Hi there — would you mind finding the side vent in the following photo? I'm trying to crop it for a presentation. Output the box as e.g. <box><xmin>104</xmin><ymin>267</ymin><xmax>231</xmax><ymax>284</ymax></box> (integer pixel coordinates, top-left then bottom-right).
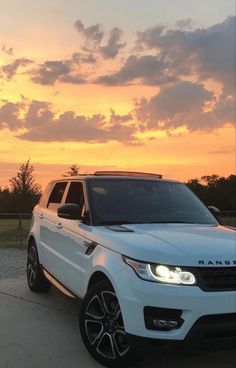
<box><xmin>85</xmin><ymin>241</ymin><xmax>98</xmax><ymax>255</ymax></box>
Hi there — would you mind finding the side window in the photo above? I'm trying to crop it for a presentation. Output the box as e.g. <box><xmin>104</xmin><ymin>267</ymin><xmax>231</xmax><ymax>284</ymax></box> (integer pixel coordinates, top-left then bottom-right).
<box><xmin>47</xmin><ymin>182</ymin><xmax>67</xmax><ymax>211</ymax></box>
<box><xmin>65</xmin><ymin>182</ymin><xmax>84</xmax><ymax>206</ymax></box>
<box><xmin>39</xmin><ymin>183</ymin><xmax>53</xmax><ymax>208</ymax></box>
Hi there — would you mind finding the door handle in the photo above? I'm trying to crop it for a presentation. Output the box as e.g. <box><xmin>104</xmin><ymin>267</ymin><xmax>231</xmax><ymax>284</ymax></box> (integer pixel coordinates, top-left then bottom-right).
<box><xmin>56</xmin><ymin>222</ymin><xmax>63</xmax><ymax>229</ymax></box>
<box><xmin>39</xmin><ymin>213</ymin><xmax>44</xmax><ymax>219</ymax></box>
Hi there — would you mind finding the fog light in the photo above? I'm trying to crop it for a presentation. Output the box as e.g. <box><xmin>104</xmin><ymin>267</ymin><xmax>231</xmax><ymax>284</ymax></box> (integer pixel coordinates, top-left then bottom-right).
<box><xmin>144</xmin><ymin>306</ymin><xmax>184</xmax><ymax>331</ymax></box>
<box><xmin>153</xmin><ymin>319</ymin><xmax>178</xmax><ymax>330</ymax></box>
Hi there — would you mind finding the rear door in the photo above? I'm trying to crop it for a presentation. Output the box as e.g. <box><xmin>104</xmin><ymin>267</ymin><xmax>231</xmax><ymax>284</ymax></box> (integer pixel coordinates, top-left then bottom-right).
<box><xmin>38</xmin><ymin>181</ymin><xmax>69</xmax><ymax>277</ymax></box>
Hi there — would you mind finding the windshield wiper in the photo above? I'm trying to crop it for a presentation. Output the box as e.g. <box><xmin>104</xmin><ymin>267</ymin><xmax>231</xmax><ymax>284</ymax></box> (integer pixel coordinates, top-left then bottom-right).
<box><xmin>149</xmin><ymin>221</ymin><xmax>198</xmax><ymax>224</ymax></box>
<box><xmin>97</xmin><ymin>220</ymin><xmax>135</xmax><ymax>225</ymax></box>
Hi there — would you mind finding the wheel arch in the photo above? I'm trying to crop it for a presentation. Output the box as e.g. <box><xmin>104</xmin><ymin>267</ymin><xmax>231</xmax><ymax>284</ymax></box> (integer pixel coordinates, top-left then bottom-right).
<box><xmin>87</xmin><ymin>271</ymin><xmax>114</xmax><ymax>292</ymax></box>
<box><xmin>27</xmin><ymin>234</ymin><xmax>36</xmax><ymax>252</ymax></box>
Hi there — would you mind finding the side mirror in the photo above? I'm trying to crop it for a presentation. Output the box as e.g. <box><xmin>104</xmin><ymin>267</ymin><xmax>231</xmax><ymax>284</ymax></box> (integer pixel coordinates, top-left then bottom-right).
<box><xmin>208</xmin><ymin>205</ymin><xmax>220</xmax><ymax>214</ymax></box>
<box><xmin>57</xmin><ymin>203</ymin><xmax>82</xmax><ymax>220</ymax></box>
<box><xmin>208</xmin><ymin>206</ymin><xmax>221</xmax><ymax>223</ymax></box>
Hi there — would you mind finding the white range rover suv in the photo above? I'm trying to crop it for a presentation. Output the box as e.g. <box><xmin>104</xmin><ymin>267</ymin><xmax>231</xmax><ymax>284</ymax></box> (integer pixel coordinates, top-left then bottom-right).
<box><xmin>27</xmin><ymin>171</ymin><xmax>236</xmax><ymax>367</ymax></box>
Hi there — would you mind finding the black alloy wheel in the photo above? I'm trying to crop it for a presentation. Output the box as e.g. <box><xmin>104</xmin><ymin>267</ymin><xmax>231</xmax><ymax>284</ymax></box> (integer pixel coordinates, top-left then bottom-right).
<box><xmin>79</xmin><ymin>280</ymin><xmax>133</xmax><ymax>367</ymax></box>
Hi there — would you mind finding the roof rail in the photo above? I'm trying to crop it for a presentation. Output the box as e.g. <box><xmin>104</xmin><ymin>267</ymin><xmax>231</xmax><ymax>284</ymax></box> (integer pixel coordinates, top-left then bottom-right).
<box><xmin>94</xmin><ymin>171</ymin><xmax>162</xmax><ymax>179</ymax></box>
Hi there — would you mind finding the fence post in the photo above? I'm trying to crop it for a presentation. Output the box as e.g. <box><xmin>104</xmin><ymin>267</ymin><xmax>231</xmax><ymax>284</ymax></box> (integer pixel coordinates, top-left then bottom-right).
<box><xmin>19</xmin><ymin>214</ymin><xmax>23</xmax><ymax>247</ymax></box>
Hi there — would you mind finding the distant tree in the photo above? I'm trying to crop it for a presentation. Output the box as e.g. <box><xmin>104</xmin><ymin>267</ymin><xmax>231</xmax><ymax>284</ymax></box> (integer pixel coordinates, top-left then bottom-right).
<box><xmin>201</xmin><ymin>174</ymin><xmax>221</xmax><ymax>187</ymax></box>
<box><xmin>63</xmin><ymin>164</ymin><xmax>80</xmax><ymax>177</ymax></box>
<box><xmin>0</xmin><ymin>187</ymin><xmax>11</xmax><ymax>212</ymax></box>
<box><xmin>186</xmin><ymin>178</ymin><xmax>206</xmax><ymax>200</ymax></box>
<box><xmin>186</xmin><ymin>174</ymin><xmax>236</xmax><ymax>211</ymax></box>
<box><xmin>8</xmin><ymin>160</ymin><xmax>42</xmax><ymax>212</ymax></box>
<box><xmin>225</xmin><ymin>175</ymin><xmax>236</xmax><ymax>210</ymax></box>
<box><xmin>10</xmin><ymin>160</ymin><xmax>41</xmax><ymax>196</ymax></box>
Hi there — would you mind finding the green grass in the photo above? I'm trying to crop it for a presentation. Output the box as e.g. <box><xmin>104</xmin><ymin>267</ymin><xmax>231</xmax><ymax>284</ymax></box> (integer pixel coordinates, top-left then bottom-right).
<box><xmin>0</xmin><ymin>219</ymin><xmax>31</xmax><ymax>248</ymax></box>
<box><xmin>0</xmin><ymin>216</ymin><xmax>235</xmax><ymax>249</ymax></box>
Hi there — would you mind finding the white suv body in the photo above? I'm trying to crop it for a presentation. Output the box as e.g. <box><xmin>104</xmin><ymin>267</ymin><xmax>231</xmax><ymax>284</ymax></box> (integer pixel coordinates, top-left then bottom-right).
<box><xmin>27</xmin><ymin>172</ymin><xmax>236</xmax><ymax>366</ymax></box>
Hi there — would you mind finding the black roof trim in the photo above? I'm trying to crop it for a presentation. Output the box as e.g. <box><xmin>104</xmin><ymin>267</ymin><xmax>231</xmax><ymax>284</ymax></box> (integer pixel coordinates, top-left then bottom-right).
<box><xmin>94</xmin><ymin>171</ymin><xmax>162</xmax><ymax>178</ymax></box>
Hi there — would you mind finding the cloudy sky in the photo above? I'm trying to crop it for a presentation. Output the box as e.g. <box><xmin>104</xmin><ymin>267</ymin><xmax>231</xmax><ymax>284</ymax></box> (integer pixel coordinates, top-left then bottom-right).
<box><xmin>0</xmin><ymin>0</ymin><xmax>235</xmax><ymax>187</ymax></box>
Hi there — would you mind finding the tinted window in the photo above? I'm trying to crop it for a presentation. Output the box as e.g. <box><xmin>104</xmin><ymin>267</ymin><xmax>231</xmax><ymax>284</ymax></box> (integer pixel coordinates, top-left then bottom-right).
<box><xmin>65</xmin><ymin>182</ymin><xmax>84</xmax><ymax>206</ymax></box>
<box><xmin>87</xmin><ymin>179</ymin><xmax>218</xmax><ymax>226</ymax></box>
<box><xmin>39</xmin><ymin>183</ymin><xmax>53</xmax><ymax>208</ymax></box>
<box><xmin>47</xmin><ymin>182</ymin><xmax>67</xmax><ymax>210</ymax></box>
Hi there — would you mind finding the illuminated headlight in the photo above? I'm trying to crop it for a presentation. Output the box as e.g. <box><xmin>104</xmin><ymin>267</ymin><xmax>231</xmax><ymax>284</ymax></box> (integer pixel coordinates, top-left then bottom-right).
<box><xmin>123</xmin><ymin>257</ymin><xmax>196</xmax><ymax>285</ymax></box>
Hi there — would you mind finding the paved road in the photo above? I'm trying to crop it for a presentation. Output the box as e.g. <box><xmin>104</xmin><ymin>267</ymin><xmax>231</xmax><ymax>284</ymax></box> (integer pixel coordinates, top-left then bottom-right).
<box><xmin>0</xmin><ymin>249</ymin><xmax>235</xmax><ymax>368</ymax></box>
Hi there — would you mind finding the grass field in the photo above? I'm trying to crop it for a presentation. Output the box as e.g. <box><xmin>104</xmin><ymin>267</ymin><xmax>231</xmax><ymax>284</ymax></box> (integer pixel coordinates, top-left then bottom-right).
<box><xmin>0</xmin><ymin>219</ymin><xmax>31</xmax><ymax>248</ymax></box>
<box><xmin>0</xmin><ymin>217</ymin><xmax>235</xmax><ymax>249</ymax></box>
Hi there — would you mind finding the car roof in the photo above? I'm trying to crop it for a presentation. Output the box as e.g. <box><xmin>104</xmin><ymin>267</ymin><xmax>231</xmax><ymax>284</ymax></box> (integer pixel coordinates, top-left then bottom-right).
<box><xmin>49</xmin><ymin>171</ymin><xmax>180</xmax><ymax>184</ymax></box>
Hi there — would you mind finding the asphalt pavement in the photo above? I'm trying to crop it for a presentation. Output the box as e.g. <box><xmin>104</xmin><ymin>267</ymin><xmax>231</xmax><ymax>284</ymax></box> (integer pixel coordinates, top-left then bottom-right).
<box><xmin>0</xmin><ymin>249</ymin><xmax>235</xmax><ymax>368</ymax></box>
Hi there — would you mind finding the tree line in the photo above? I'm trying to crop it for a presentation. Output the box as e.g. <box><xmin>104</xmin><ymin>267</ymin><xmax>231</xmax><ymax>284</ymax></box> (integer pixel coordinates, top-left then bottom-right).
<box><xmin>186</xmin><ymin>174</ymin><xmax>235</xmax><ymax>211</ymax></box>
<box><xmin>0</xmin><ymin>161</ymin><xmax>235</xmax><ymax>213</ymax></box>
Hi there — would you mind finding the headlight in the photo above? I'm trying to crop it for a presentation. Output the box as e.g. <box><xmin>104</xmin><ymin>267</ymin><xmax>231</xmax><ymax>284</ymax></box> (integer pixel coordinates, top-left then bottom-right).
<box><xmin>123</xmin><ymin>256</ymin><xmax>196</xmax><ymax>285</ymax></box>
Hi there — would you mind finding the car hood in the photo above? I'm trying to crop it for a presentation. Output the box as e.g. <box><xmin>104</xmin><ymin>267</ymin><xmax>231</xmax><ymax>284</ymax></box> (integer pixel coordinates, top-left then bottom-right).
<box><xmin>87</xmin><ymin>224</ymin><xmax>236</xmax><ymax>266</ymax></box>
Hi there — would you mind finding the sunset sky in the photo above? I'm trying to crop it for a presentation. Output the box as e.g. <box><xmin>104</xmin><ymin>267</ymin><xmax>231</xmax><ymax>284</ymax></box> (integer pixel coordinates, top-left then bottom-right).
<box><xmin>0</xmin><ymin>0</ymin><xmax>235</xmax><ymax>188</ymax></box>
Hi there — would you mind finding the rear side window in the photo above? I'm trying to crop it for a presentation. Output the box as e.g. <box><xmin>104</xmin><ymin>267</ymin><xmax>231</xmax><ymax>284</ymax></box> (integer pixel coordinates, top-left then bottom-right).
<box><xmin>47</xmin><ymin>182</ymin><xmax>67</xmax><ymax>210</ymax></box>
<box><xmin>39</xmin><ymin>183</ymin><xmax>53</xmax><ymax>208</ymax></box>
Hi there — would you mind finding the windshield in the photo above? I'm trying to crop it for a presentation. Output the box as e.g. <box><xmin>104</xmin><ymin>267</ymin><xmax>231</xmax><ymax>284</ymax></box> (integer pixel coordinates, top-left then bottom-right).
<box><xmin>87</xmin><ymin>179</ymin><xmax>218</xmax><ymax>226</ymax></box>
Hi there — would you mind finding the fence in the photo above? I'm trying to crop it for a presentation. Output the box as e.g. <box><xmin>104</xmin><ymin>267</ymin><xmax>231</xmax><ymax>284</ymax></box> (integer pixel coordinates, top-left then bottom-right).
<box><xmin>0</xmin><ymin>213</ymin><xmax>32</xmax><ymax>248</ymax></box>
<box><xmin>219</xmin><ymin>211</ymin><xmax>236</xmax><ymax>228</ymax></box>
<box><xmin>0</xmin><ymin>211</ymin><xmax>235</xmax><ymax>248</ymax></box>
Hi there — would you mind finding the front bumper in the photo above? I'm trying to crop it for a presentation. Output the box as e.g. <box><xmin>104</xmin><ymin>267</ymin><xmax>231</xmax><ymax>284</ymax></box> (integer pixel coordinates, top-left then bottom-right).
<box><xmin>115</xmin><ymin>266</ymin><xmax>236</xmax><ymax>340</ymax></box>
<box><xmin>185</xmin><ymin>312</ymin><xmax>236</xmax><ymax>343</ymax></box>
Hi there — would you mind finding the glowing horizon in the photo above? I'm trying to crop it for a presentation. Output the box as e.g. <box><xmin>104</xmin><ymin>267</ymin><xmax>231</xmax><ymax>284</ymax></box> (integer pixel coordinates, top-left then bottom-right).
<box><xmin>0</xmin><ymin>1</ymin><xmax>235</xmax><ymax>189</ymax></box>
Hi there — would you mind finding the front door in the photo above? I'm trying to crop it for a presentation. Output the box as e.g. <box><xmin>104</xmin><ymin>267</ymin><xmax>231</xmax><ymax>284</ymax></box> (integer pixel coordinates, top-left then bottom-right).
<box><xmin>53</xmin><ymin>181</ymin><xmax>88</xmax><ymax>295</ymax></box>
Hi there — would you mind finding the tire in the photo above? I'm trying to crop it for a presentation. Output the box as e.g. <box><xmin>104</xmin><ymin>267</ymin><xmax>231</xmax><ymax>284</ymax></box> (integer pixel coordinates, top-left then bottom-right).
<box><xmin>27</xmin><ymin>240</ymin><xmax>51</xmax><ymax>292</ymax></box>
<box><xmin>79</xmin><ymin>280</ymin><xmax>135</xmax><ymax>367</ymax></box>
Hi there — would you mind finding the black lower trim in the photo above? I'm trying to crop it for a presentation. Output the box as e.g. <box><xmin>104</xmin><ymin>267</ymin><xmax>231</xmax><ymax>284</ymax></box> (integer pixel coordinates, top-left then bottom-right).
<box><xmin>126</xmin><ymin>333</ymin><xmax>165</xmax><ymax>349</ymax></box>
<box><xmin>42</xmin><ymin>266</ymin><xmax>82</xmax><ymax>300</ymax></box>
<box><xmin>185</xmin><ymin>313</ymin><xmax>236</xmax><ymax>342</ymax></box>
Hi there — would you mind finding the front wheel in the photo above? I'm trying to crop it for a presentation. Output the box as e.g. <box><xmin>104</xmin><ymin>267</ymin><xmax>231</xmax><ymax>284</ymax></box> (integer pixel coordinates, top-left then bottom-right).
<box><xmin>79</xmin><ymin>280</ymin><xmax>134</xmax><ymax>367</ymax></box>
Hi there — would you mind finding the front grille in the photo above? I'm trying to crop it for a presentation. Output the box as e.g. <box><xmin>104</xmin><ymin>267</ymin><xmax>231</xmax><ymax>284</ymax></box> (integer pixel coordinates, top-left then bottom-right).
<box><xmin>196</xmin><ymin>267</ymin><xmax>236</xmax><ymax>291</ymax></box>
